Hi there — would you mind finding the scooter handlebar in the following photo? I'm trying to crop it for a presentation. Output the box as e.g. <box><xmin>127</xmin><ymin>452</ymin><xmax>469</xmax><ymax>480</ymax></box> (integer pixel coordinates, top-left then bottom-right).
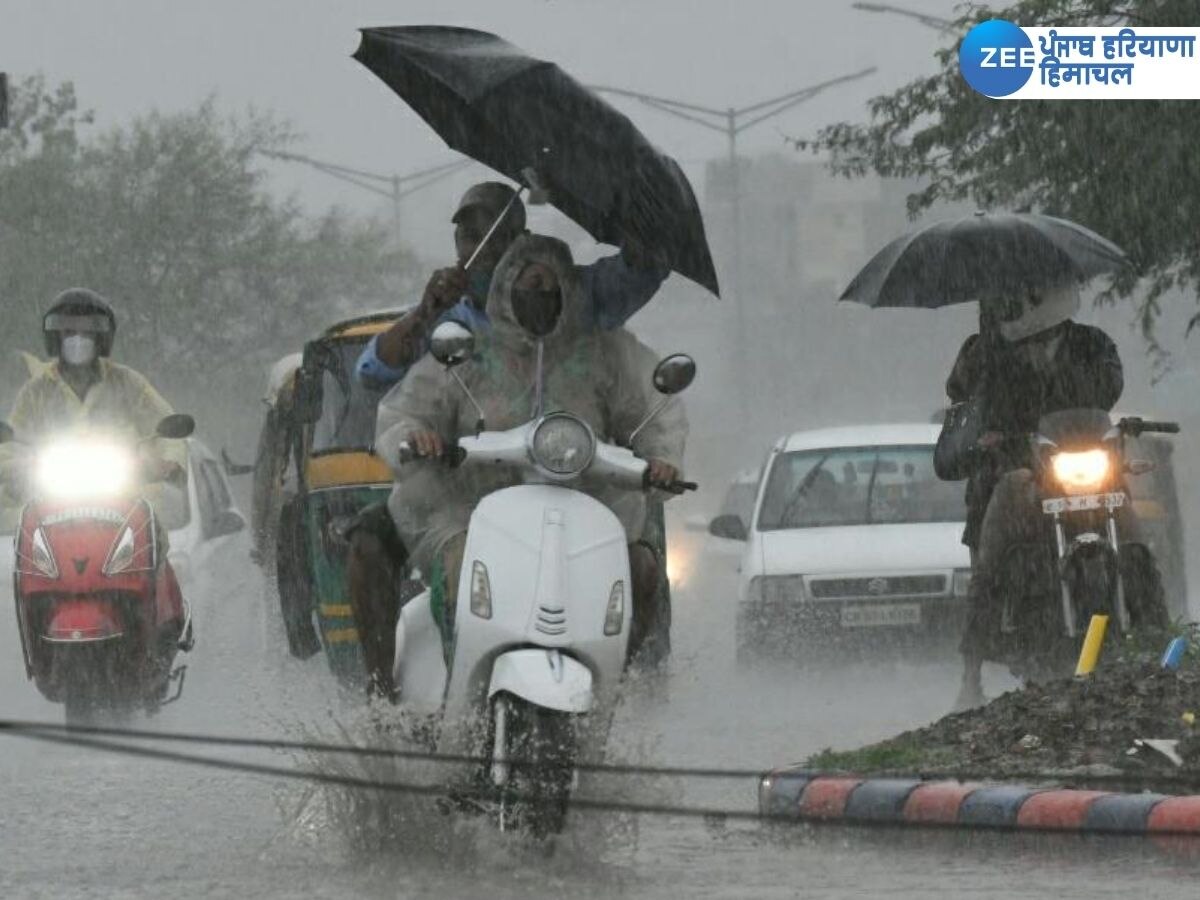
<box><xmin>1119</xmin><ymin>417</ymin><xmax>1181</xmax><ymax>436</ymax></box>
<box><xmin>395</xmin><ymin>442</ymin><xmax>465</xmax><ymax>467</ymax></box>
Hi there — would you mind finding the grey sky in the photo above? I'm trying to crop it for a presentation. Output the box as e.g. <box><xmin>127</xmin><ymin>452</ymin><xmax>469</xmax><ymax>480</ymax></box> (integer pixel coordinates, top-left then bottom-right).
<box><xmin>2</xmin><ymin>0</ymin><xmax>955</xmax><ymax>255</ymax></box>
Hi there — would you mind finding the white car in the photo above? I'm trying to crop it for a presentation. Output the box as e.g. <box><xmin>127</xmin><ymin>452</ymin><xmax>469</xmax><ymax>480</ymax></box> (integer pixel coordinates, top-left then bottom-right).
<box><xmin>728</xmin><ymin>424</ymin><xmax>972</xmax><ymax>661</ymax></box>
<box><xmin>0</xmin><ymin>437</ymin><xmax>245</xmax><ymax>595</ymax></box>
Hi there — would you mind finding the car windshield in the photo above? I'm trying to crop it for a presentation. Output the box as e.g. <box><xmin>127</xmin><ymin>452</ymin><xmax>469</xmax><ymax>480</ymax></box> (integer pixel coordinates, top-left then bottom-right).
<box><xmin>757</xmin><ymin>444</ymin><xmax>966</xmax><ymax>530</ymax></box>
<box><xmin>311</xmin><ymin>336</ymin><xmax>390</xmax><ymax>454</ymax></box>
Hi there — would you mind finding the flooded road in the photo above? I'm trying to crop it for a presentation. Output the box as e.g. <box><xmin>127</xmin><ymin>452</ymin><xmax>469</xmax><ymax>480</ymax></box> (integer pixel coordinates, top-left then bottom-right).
<box><xmin>2</xmin><ymin>532</ymin><xmax>1198</xmax><ymax>898</ymax></box>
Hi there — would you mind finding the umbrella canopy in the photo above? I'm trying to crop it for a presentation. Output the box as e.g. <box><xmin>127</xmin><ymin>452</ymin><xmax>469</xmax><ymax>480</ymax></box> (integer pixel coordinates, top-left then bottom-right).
<box><xmin>353</xmin><ymin>26</ymin><xmax>719</xmax><ymax>297</ymax></box>
<box><xmin>840</xmin><ymin>212</ymin><xmax>1129</xmax><ymax>309</ymax></box>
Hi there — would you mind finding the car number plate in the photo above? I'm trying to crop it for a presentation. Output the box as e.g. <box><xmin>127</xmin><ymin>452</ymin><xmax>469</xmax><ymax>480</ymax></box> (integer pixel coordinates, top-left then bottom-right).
<box><xmin>840</xmin><ymin>604</ymin><xmax>921</xmax><ymax>628</ymax></box>
<box><xmin>1042</xmin><ymin>492</ymin><xmax>1126</xmax><ymax>515</ymax></box>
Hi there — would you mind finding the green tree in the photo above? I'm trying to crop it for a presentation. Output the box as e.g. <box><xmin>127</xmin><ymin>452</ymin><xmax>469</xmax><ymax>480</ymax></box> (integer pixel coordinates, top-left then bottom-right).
<box><xmin>796</xmin><ymin>0</ymin><xmax>1200</xmax><ymax>337</ymax></box>
<box><xmin>0</xmin><ymin>75</ymin><xmax>419</xmax><ymax>432</ymax></box>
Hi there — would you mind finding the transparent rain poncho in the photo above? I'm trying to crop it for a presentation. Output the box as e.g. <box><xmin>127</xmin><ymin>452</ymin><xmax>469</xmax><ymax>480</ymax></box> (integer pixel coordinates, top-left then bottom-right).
<box><xmin>375</xmin><ymin>234</ymin><xmax>688</xmax><ymax>571</ymax></box>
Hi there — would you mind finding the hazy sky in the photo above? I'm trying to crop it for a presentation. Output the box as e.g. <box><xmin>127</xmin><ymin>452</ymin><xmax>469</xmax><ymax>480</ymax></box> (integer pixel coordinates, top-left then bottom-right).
<box><xmin>2</xmin><ymin>0</ymin><xmax>956</xmax><ymax>255</ymax></box>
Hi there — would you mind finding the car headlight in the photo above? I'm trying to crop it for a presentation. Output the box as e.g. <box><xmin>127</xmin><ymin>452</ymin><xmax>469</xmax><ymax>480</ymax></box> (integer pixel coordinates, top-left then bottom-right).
<box><xmin>1051</xmin><ymin>449</ymin><xmax>1111</xmax><ymax>494</ymax></box>
<box><xmin>746</xmin><ymin>575</ymin><xmax>806</xmax><ymax>605</ymax></box>
<box><xmin>529</xmin><ymin>413</ymin><xmax>595</xmax><ymax>477</ymax></box>
<box><xmin>603</xmin><ymin>580</ymin><xmax>624</xmax><ymax>635</ymax></box>
<box><xmin>29</xmin><ymin>527</ymin><xmax>58</xmax><ymax>578</ymax></box>
<box><xmin>470</xmin><ymin>560</ymin><xmax>492</xmax><ymax>619</ymax></box>
<box><xmin>952</xmin><ymin>568</ymin><xmax>972</xmax><ymax>598</ymax></box>
<box><xmin>36</xmin><ymin>440</ymin><xmax>134</xmax><ymax>500</ymax></box>
<box><xmin>104</xmin><ymin>526</ymin><xmax>137</xmax><ymax>576</ymax></box>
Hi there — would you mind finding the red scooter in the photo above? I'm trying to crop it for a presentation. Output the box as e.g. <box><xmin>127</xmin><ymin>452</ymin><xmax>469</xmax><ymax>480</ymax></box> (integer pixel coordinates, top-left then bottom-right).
<box><xmin>3</xmin><ymin>414</ymin><xmax>196</xmax><ymax>724</ymax></box>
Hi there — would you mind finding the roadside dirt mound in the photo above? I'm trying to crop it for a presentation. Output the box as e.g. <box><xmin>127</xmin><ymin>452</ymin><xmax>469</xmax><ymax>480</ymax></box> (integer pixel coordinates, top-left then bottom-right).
<box><xmin>810</xmin><ymin>638</ymin><xmax>1200</xmax><ymax>781</ymax></box>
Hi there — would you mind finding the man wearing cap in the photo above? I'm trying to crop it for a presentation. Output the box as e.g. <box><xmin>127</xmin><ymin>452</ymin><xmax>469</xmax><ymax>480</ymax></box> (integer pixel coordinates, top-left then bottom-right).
<box><xmin>354</xmin><ymin>181</ymin><xmax>669</xmax><ymax>388</ymax></box>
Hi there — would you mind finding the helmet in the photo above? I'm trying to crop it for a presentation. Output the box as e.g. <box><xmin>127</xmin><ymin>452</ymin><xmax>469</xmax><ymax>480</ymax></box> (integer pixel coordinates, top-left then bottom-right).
<box><xmin>42</xmin><ymin>288</ymin><xmax>117</xmax><ymax>357</ymax></box>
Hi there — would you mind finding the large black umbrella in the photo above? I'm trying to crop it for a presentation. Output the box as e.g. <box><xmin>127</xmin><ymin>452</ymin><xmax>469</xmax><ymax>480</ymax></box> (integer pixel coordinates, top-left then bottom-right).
<box><xmin>840</xmin><ymin>211</ymin><xmax>1129</xmax><ymax>308</ymax></box>
<box><xmin>353</xmin><ymin>26</ymin><xmax>719</xmax><ymax>297</ymax></box>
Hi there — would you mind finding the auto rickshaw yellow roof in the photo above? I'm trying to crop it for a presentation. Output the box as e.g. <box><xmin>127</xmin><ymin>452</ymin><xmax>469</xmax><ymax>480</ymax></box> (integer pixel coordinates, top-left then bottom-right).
<box><xmin>321</xmin><ymin>306</ymin><xmax>414</xmax><ymax>340</ymax></box>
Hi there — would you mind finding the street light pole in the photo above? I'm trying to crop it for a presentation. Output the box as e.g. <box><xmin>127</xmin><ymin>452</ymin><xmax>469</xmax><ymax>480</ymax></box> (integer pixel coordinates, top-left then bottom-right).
<box><xmin>850</xmin><ymin>2</ymin><xmax>955</xmax><ymax>31</ymax></box>
<box><xmin>262</xmin><ymin>150</ymin><xmax>474</xmax><ymax>245</ymax></box>
<box><xmin>593</xmin><ymin>67</ymin><xmax>877</xmax><ymax>302</ymax></box>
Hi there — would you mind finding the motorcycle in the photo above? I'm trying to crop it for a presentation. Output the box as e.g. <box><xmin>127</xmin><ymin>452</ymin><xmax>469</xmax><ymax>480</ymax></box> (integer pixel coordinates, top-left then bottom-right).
<box><xmin>994</xmin><ymin>409</ymin><xmax>1177</xmax><ymax>679</ymax></box>
<box><xmin>390</xmin><ymin>321</ymin><xmax>695</xmax><ymax>836</ymax></box>
<box><xmin>2</xmin><ymin>414</ymin><xmax>197</xmax><ymax>724</ymax></box>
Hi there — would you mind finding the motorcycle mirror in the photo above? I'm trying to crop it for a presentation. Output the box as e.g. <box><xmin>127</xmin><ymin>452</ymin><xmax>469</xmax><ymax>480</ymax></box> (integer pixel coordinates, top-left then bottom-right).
<box><xmin>430</xmin><ymin>321</ymin><xmax>476</xmax><ymax>368</ymax></box>
<box><xmin>155</xmin><ymin>414</ymin><xmax>195</xmax><ymax>440</ymax></box>
<box><xmin>0</xmin><ymin>421</ymin><xmax>14</xmax><ymax>444</ymax></box>
<box><xmin>652</xmin><ymin>354</ymin><xmax>696</xmax><ymax>396</ymax></box>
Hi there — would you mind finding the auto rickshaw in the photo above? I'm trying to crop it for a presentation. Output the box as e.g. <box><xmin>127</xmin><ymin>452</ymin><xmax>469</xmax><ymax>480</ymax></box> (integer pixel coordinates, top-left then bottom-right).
<box><xmin>265</xmin><ymin>309</ymin><xmax>409</xmax><ymax>689</ymax></box>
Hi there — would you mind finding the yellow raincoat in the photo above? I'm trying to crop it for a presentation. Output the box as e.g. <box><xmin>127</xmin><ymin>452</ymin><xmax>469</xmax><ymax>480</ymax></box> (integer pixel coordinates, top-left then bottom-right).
<box><xmin>0</xmin><ymin>358</ymin><xmax>186</xmax><ymax>509</ymax></box>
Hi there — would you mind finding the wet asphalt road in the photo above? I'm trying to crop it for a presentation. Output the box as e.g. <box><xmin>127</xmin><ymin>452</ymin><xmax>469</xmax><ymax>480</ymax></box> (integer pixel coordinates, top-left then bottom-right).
<box><xmin>2</xmin><ymin>531</ymin><xmax>1199</xmax><ymax>899</ymax></box>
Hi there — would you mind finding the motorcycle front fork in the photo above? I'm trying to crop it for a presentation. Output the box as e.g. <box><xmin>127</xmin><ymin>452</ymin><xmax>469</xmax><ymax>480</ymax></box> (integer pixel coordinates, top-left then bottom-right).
<box><xmin>1049</xmin><ymin>511</ymin><xmax>1130</xmax><ymax>639</ymax></box>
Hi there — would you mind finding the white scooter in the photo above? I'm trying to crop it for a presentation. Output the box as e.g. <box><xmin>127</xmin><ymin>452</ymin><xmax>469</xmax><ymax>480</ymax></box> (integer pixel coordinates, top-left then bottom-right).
<box><xmin>390</xmin><ymin>321</ymin><xmax>695</xmax><ymax>835</ymax></box>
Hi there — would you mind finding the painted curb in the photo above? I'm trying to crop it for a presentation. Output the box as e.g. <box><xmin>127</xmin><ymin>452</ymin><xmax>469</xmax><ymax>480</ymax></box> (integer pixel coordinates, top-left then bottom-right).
<box><xmin>758</xmin><ymin>767</ymin><xmax>1200</xmax><ymax>836</ymax></box>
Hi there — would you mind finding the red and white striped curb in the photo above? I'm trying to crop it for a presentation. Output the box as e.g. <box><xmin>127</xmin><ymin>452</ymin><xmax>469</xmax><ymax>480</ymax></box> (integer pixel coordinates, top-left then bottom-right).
<box><xmin>758</xmin><ymin>767</ymin><xmax>1200</xmax><ymax>835</ymax></box>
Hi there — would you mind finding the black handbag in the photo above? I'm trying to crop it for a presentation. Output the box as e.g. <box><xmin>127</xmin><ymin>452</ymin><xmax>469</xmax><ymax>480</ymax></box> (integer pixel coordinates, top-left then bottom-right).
<box><xmin>934</xmin><ymin>398</ymin><xmax>983</xmax><ymax>481</ymax></box>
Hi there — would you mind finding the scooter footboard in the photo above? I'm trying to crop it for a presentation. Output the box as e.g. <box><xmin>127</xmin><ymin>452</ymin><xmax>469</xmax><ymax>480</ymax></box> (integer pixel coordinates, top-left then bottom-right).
<box><xmin>488</xmin><ymin>649</ymin><xmax>593</xmax><ymax>714</ymax></box>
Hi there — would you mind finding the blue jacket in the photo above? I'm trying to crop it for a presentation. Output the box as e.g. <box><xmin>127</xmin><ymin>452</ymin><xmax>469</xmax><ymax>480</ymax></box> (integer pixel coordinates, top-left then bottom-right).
<box><xmin>355</xmin><ymin>251</ymin><xmax>667</xmax><ymax>389</ymax></box>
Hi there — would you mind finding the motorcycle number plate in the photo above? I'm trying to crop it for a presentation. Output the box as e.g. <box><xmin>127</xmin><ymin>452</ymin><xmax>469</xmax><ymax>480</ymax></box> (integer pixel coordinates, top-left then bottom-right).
<box><xmin>840</xmin><ymin>603</ymin><xmax>921</xmax><ymax>628</ymax></box>
<box><xmin>1042</xmin><ymin>492</ymin><xmax>1126</xmax><ymax>515</ymax></box>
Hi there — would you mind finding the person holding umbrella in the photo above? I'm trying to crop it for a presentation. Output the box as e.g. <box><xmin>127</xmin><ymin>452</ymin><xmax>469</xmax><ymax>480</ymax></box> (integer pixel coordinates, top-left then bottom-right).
<box><xmin>838</xmin><ymin>210</ymin><xmax>1134</xmax><ymax>709</ymax></box>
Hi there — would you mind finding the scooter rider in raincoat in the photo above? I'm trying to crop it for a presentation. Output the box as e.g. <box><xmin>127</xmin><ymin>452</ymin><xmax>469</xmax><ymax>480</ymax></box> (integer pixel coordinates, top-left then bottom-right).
<box><xmin>347</xmin><ymin>182</ymin><xmax>670</xmax><ymax>695</ymax></box>
<box><xmin>372</xmin><ymin>234</ymin><xmax>687</xmax><ymax>695</ymax></box>
<box><xmin>0</xmin><ymin>288</ymin><xmax>186</xmax><ymax>502</ymax></box>
<box><xmin>946</xmin><ymin>282</ymin><xmax>1123</xmax><ymax>710</ymax></box>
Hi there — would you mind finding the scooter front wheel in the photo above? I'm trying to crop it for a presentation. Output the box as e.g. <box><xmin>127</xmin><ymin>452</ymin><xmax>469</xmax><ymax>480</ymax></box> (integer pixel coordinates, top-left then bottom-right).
<box><xmin>494</xmin><ymin>697</ymin><xmax>577</xmax><ymax>838</ymax></box>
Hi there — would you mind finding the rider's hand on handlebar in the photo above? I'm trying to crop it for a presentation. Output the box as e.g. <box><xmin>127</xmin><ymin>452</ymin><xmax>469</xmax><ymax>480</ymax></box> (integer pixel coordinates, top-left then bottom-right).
<box><xmin>646</xmin><ymin>459</ymin><xmax>679</xmax><ymax>489</ymax></box>
<box><xmin>420</xmin><ymin>267</ymin><xmax>468</xmax><ymax>318</ymax></box>
<box><xmin>408</xmin><ymin>430</ymin><xmax>446</xmax><ymax>460</ymax></box>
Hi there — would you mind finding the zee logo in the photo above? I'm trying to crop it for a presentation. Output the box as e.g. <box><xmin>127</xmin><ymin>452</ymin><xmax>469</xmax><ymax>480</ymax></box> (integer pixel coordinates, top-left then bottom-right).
<box><xmin>979</xmin><ymin>47</ymin><xmax>1038</xmax><ymax>68</ymax></box>
<box><xmin>960</xmin><ymin>19</ymin><xmax>1036</xmax><ymax>97</ymax></box>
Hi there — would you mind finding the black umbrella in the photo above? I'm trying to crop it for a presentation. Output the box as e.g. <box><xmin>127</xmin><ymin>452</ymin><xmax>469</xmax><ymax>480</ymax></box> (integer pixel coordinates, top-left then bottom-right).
<box><xmin>840</xmin><ymin>212</ymin><xmax>1129</xmax><ymax>309</ymax></box>
<box><xmin>353</xmin><ymin>26</ymin><xmax>719</xmax><ymax>297</ymax></box>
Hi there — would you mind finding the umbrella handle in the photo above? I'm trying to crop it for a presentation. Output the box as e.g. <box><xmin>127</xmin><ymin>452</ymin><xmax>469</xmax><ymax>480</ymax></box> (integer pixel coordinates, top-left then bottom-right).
<box><xmin>462</xmin><ymin>186</ymin><xmax>527</xmax><ymax>273</ymax></box>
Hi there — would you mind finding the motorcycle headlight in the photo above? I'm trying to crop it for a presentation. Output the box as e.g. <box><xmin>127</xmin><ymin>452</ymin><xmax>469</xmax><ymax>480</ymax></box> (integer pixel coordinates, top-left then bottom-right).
<box><xmin>603</xmin><ymin>580</ymin><xmax>624</xmax><ymax>635</ymax></box>
<box><xmin>529</xmin><ymin>413</ymin><xmax>595</xmax><ymax>477</ymax></box>
<box><xmin>29</xmin><ymin>526</ymin><xmax>58</xmax><ymax>578</ymax></box>
<box><xmin>104</xmin><ymin>525</ymin><xmax>137</xmax><ymax>576</ymax></box>
<box><xmin>1051</xmin><ymin>449</ymin><xmax>1111</xmax><ymax>494</ymax></box>
<box><xmin>36</xmin><ymin>441</ymin><xmax>134</xmax><ymax>500</ymax></box>
<box><xmin>469</xmin><ymin>560</ymin><xmax>492</xmax><ymax>619</ymax></box>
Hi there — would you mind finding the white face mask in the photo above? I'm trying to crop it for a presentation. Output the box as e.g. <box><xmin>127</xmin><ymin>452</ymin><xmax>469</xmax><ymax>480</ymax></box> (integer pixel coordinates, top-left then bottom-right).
<box><xmin>61</xmin><ymin>334</ymin><xmax>98</xmax><ymax>367</ymax></box>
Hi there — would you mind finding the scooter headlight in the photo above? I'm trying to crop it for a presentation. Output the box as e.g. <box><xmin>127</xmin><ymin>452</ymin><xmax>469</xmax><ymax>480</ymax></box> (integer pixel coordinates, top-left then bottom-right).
<box><xmin>28</xmin><ymin>527</ymin><xmax>58</xmax><ymax>578</ymax></box>
<box><xmin>603</xmin><ymin>580</ymin><xmax>624</xmax><ymax>636</ymax></box>
<box><xmin>103</xmin><ymin>525</ymin><xmax>137</xmax><ymax>576</ymax></box>
<box><xmin>36</xmin><ymin>440</ymin><xmax>134</xmax><ymax>500</ymax></box>
<box><xmin>1051</xmin><ymin>449</ymin><xmax>1111</xmax><ymax>494</ymax></box>
<box><xmin>470</xmin><ymin>560</ymin><xmax>492</xmax><ymax>619</ymax></box>
<box><xmin>529</xmin><ymin>413</ymin><xmax>595</xmax><ymax>477</ymax></box>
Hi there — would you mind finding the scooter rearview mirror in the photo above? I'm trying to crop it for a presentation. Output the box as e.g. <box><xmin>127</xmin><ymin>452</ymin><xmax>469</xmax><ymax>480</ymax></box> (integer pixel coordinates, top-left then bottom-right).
<box><xmin>430</xmin><ymin>321</ymin><xmax>476</xmax><ymax>368</ymax></box>
<box><xmin>155</xmin><ymin>413</ymin><xmax>195</xmax><ymax>440</ymax></box>
<box><xmin>652</xmin><ymin>354</ymin><xmax>696</xmax><ymax>396</ymax></box>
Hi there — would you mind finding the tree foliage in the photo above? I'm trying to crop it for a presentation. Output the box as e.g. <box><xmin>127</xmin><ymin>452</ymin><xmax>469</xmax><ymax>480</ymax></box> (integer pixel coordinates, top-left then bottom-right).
<box><xmin>0</xmin><ymin>75</ymin><xmax>419</xmax><ymax>425</ymax></box>
<box><xmin>794</xmin><ymin>0</ymin><xmax>1200</xmax><ymax>337</ymax></box>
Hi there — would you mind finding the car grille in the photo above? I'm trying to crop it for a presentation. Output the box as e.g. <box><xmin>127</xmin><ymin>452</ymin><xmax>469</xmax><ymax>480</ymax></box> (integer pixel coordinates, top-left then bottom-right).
<box><xmin>808</xmin><ymin>575</ymin><xmax>947</xmax><ymax>600</ymax></box>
